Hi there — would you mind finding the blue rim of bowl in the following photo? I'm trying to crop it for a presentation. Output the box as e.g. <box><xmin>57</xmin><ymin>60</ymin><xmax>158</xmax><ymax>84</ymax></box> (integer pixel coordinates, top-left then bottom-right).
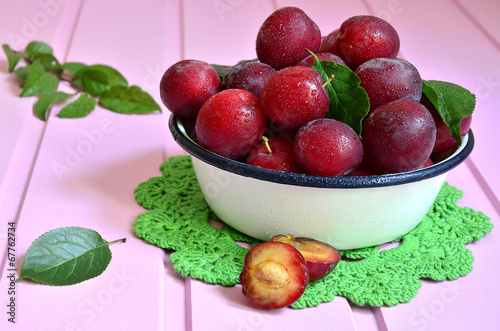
<box><xmin>169</xmin><ymin>114</ymin><xmax>474</xmax><ymax>188</ymax></box>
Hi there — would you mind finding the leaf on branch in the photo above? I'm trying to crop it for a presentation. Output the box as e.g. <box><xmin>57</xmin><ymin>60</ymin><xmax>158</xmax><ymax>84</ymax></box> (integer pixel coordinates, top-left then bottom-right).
<box><xmin>14</xmin><ymin>66</ymin><xmax>29</xmax><ymax>83</ymax></box>
<box><xmin>99</xmin><ymin>85</ymin><xmax>161</xmax><ymax>114</ymax></box>
<box><xmin>34</xmin><ymin>91</ymin><xmax>75</xmax><ymax>121</ymax></box>
<box><xmin>33</xmin><ymin>53</ymin><xmax>63</xmax><ymax>75</ymax></box>
<box><xmin>57</xmin><ymin>93</ymin><xmax>97</xmax><ymax>118</ymax></box>
<box><xmin>75</xmin><ymin>68</ymin><xmax>110</xmax><ymax>96</ymax></box>
<box><xmin>17</xmin><ymin>226</ymin><xmax>126</xmax><ymax>286</ymax></box>
<box><xmin>2</xmin><ymin>44</ymin><xmax>25</xmax><ymax>72</ymax></box>
<box><xmin>3</xmin><ymin>41</ymin><xmax>162</xmax><ymax>121</ymax></box>
<box><xmin>72</xmin><ymin>64</ymin><xmax>128</xmax><ymax>95</ymax></box>
<box><xmin>62</xmin><ymin>62</ymin><xmax>87</xmax><ymax>75</ymax></box>
<box><xmin>20</xmin><ymin>59</ymin><xmax>59</xmax><ymax>97</ymax></box>
<box><xmin>24</xmin><ymin>40</ymin><xmax>53</xmax><ymax>58</ymax></box>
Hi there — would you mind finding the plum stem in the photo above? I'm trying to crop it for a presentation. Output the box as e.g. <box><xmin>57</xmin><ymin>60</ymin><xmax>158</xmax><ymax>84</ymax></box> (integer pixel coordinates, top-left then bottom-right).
<box><xmin>108</xmin><ymin>238</ymin><xmax>127</xmax><ymax>246</ymax></box>
<box><xmin>262</xmin><ymin>136</ymin><xmax>272</xmax><ymax>154</ymax></box>
<box><xmin>322</xmin><ymin>74</ymin><xmax>335</xmax><ymax>88</ymax></box>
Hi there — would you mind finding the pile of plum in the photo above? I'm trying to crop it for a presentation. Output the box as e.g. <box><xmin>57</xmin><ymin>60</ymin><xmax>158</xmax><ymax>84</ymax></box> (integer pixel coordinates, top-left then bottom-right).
<box><xmin>160</xmin><ymin>6</ymin><xmax>471</xmax><ymax>177</ymax></box>
<box><xmin>160</xmin><ymin>7</ymin><xmax>474</xmax><ymax>308</ymax></box>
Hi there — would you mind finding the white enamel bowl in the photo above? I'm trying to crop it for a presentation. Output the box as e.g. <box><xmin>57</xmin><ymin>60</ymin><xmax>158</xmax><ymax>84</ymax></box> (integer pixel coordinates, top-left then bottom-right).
<box><xmin>169</xmin><ymin>115</ymin><xmax>474</xmax><ymax>250</ymax></box>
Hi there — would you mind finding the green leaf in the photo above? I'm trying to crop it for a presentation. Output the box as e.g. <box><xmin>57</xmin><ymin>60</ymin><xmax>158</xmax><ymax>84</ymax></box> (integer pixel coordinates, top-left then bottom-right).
<box><xmin>309</xmin><ymin>51</ymin><xmax>370</xmax><ymax>136</ymax></box>
<box><xmin>75</xmin><ymin>68</ymin><xmax>110</xmax><ymax>96</ymax></box>
<box><xmin>33</xmin><ymin>53</ymin><xmax>63</xmax><ymax>74</ymax></box>
<box><xmin>24</xmin><ymin>40</ymin><xmax>53</xmax><ymax>58</ymax></box>
<box><xmin>100</xmin><ymin>85</ymin><xmax>161</xmax><ymax>114</ymax></box>
<box><xmin>2</xmin><ymin>44</ymin><xmax>25</xmax><ymax>72</ymax></box>
<box><xmin>14</xmin><ymin>66</ymin><xmax>29</xmax><ymax>82</ymax></box>
<box><xmin>34</xmin><ymin>91</ymin><xmax>75</xmax><ymax>120</ymax></box>
<box><xmin>422</xmin><ymin>80</ymin><xmax>476</xmax><ymax>145</ymax></box>
<box><xmin>20</xmin><ymin>59</ymin><xmax>59</xmax><ymax>97</ymax></box>
<box><xmin>211</xmin><ymin>59</ymin><xmax>257</xmax><ymax>80</ymax></box>
<box><xmin>62</xmin><ymin>62</ymin><xmax>87</xmax><ymax>75</ymax></box>
<box><xmin>17</xmin><ymin>226</ymin><xmax>126</xmax><ymax>286</ymax></box>
<box><xmin>57</xmin><ymin>93</ymin><xmax>97</xmax><ymax>118</ymax></box>
<box><xmin>210</xmin><ymin>64</ymin><xmax>232</xmax><ymax>80</ymax></box>
<box><xmin>72</xmin><ymin>64</ymin><xmax>128</xmax><ymax>95</ymax></box>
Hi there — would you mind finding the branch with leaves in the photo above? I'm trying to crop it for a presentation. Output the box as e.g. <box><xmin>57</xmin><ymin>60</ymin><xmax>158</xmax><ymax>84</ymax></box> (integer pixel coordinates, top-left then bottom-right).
<box><xmin>2</xmin><ymin>41</ymin><xmax>161</xmax><ymax>120</ymax></box>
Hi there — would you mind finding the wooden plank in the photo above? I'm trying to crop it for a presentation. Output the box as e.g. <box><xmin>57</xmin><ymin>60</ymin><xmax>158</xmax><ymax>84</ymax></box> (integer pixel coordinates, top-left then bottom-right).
<box><xmin>453</xmin><ymin>0</ymin><xmax>500</xmax><ymax>51</ymax></box>
<box><xmin>159</xmin><ymin>0</ymin><xmax>191</xmax><ymax>328</ymax></box>
<box><xmin>0</xmin><ymin>1</ymin><xmax>85</xmax><ymax>325</ymax></box>
<box><xmin>182</xmin><ymin>0</ymin><xmax>276</xmax><ymax>65</ymax></box>
<box><xmin>164</xmin><ymin>258</ymin><xmax>189</xmax><ymax>331</ymax></box>
<box><xmin>190</xmin><ymin>278</ymin><xmax>357</xmax><ymax>330</ymax></box>
<box><xmin>0</xmin><ymin>0</ymin><xmax>185</xmax><ymax>330</ymax></box>
<box><xmin>0</xmin><ymin>0</ymin><xmax>84</xmax><ymax>227</ymax></box>
<box><xmin>351</xmin><ymin>305</ymin><xmax>387</xmax><ymax>331</ymax></box>
<box><xmin>0</xmin><ymin>110</ymin><xmax>170</xmax><ymax>331</ymax></box>
<box><xmin>0</xmin><ymin>0</ymin><xmax>84</xmax><ymax>183</ymax></box>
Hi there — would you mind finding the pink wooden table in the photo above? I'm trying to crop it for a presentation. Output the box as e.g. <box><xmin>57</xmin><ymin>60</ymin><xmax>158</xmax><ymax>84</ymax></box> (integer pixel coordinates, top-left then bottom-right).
<box><xmin>1</xmin><ymin>0</ymin><xmax>499</xmax><ymax>330</ymax></box>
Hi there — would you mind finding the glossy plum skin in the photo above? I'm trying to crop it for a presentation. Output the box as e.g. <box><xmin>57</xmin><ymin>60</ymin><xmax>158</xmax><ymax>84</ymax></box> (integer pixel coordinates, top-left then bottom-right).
<box><xmin>247</xmin><ymin>138</ymin><xmax>302</xmax><ymax>173</ymax></box>
<box><xmin>336</xmin><ymin>15</ymin><xmax>400</xmax><ymax>69</ymax></box>
<box><xmin>434</xmin><ymin>115</ymin><xmax>472</xmax><ymax>154</ymax></box>
<box><xmin>224</xmin><ymin>62</ymin><xmax>276</xmax><ymax>99</ymax></box>
<box><xmin>355</xmin><ymin>57</ymin><xmax>422</xmax><ymax>110</ymax></box>
<box><xmin>260</xmin><ymin>66</ymin><xmax>330</xmax><ymax>132</ymax></box>
<box><xmin>318</xmin><ymin>29</ymin><xmax>340</xmax><ymax>54</ymax></box>
<box><xmin>264</xmin><ymin>120</ymin><xmax>297</xmax><ymax>142</ymax></box>
<box><xmin>159</xmin><ymin>59</ymin><xmax>221</xmax><ymax>119</ymax></box>
<box><xmin>296</xmin><ymin>52</ymin><xmax>346</xmax><ymax>67</ymax></box>
<box><xmin>361</xmin><ymin>99</ymin><xmax>437</xmax><ymax>174</ymax></box>
<box><xmin>419</xmin><ymin>158</ymin><xmax>434</xmax><ymax>169</ymax></box>
<box><xmin>348</xmin><ymin>162</ymin><xmax>376</xmax><ymax>177</ymax></box>
<box><xmin>239</xmin><ymin>241</ymin><xmax>309</xmax><ymax>309</ymax></box>
<box><xmin>195</xmin><ymin>89</ymin><xmax>267</xmax><ymax>160</ymax></box>
<box><xmin>256</xmin><ymin>7</ymin><xmax>321</xmax><ymax>69</ymax></box>
<box><xmin>293</xmin><ymin>118</ymin><xmax>364</xmax><ymax>177</ymax></box>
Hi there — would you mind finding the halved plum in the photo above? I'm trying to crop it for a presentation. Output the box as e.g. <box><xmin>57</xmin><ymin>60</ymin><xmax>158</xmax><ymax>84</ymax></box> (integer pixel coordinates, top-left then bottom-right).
<box><xmin>272</xmin><ymin>234</ymin><xmax>341</xmax><ymax>282</ymax></box>
<box><xmin>239</xmin><ymin>241</ymin><xmax>309</xmax><ymax>308</ymax></box>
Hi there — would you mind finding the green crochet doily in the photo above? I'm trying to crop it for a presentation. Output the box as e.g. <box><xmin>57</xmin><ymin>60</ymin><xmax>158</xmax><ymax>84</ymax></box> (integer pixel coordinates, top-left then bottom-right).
<box><xmin>133</xmin><ymin>156</ymin><xmax>493</xmax><ymax>309</ymax></box>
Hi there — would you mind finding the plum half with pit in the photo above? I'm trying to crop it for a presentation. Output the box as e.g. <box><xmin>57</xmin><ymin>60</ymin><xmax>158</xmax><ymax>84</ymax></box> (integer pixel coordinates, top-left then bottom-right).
<box><xmin>272</xmin><ymin>234</ymin><xmax>341</xmax><ymax>282</ymax></box>
<box><xmin>159</xmin><ymin>59</ymin><xmax>221</xmax><ymax>119</ymax></box>
<box><xmin>239</xmin><ymin>241</ymin><xmax>309</xmax><ymax>309</ymax></box>
<box><xmin>195</xmin><ymin>89</ymin><xmax>267</xmax><ymax>160</ymax></box>
<box><xmin>260</xmin><ymin>66</ymin><xmax>330</xmax><ymax>132</ymax></box>
<box><xmin>293</xmin><ymin>118</ymin><xmax>364</xmax><ymax>177</ymax></box>
<box><xmin>256</xmin><ymin>6</ymin><xmax>322</xmax><ymax>69</ymax></box>
<box><xmin>361</xmin><ymin>99</ymin><xmax>437</xmax><ymax>174</ymax></box>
